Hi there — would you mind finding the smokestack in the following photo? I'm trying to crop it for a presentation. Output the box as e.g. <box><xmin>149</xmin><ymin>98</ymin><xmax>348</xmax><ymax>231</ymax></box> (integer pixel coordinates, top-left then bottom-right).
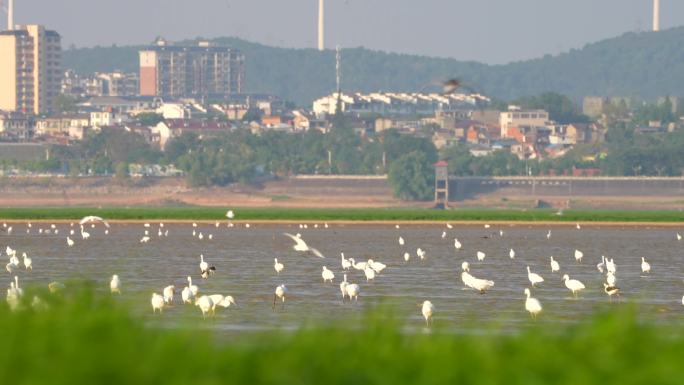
<box><xmin>7</xmin><ymin>0</ymin><xmax>14</xmax><ymax>30</ymax></box>
<box><xmin>318</xmin><ymin>0</ymin><xmax>324</xmax><ymax>51</ymax></box>
<box><xmin>653</xmin><ymin>0</ymin><xmax>660</xmax><ymax>32</ymax></box>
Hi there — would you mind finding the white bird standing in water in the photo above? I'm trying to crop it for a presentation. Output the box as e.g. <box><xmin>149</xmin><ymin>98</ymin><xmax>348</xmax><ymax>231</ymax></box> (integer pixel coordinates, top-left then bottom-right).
<box><xmin>403</xmin><ymin>252</ymin><xmax>410</xmax><ymax>262</ymax></box>
<box><xmin>340</xmin><ymin>274</ymin><xmax>348</xmax><ymax>300</ymax></box>
<box><xmin>509</xmin><ymin>248</ymin><xmax>516</xmax><ymax>259</ymax></box>
<box><xmin>546</xmin><ymin>230</ymin><xmax>551</xmax><ymax>239</ymax></box>
<box><xmin>163</xmin><ymin>285</ymin><xmax>175</xmax><ymax>304</ymax></box>
<box><xmin>322</xmin><ymin>266</ymin><xmax>335</xmax><ymax>283</ymax></box>
<box><xmin>398</xmin><ymin>236</ymin><xmax>405</xmax><ymax>246</ymax></box>
<box><xmin>22</xmin><ymin>253</ymin><xmax>32</xmax><ymax>271</ymax></box>
<box><xmin>454</xmin><ymin>238</ymin><xmax>462</xmax><ymax>250</ymax></box>
<box><xmin>274</xmin><ymin>258</ymin><xmax>284</xmax><ymax>275</ymax></box>
<box><xmin>527</xmin><ymin>266</ymin><xmax>544</xmax><ymax>287</ymax></box>
<box><xmin>641</xmin><ymin>257</ymin><xmax>651</xmax><ymax>274</ymax></box>
<box><xmin>524</xmin><ymin>288</ymin><xmax>542</xmax><ymax>319</ymax></box>
<box><xmin>550</xmin><ymin>256</ymin><xmax>560</xmax><ymax>272</ymax></box>
<box><xmin>421</xmin><ymin>300</ymin><xmax>434</xmax><ymax>327</ymax></box>
<box><xmin>364</xmin><ymin>266</ymin><xmax>376</xmax><ymax>282</ymax></box>
<box><xmin>186</xmin><ymin>276</ymin><xmax>199</xmax><ymax>296</ymax></box>
<box><xmin>345</xmin><ymin>282</ymin><xmax>360</xmax><ymax>301</ymax></box>
<box><xmin>563</xmin><ymin>274</ymin><xmax>585</xmax><ymax>298</ymax></box>
<box><xmin>476</xmin><ymin>251</ymin><xmax>486</xmax><ymax>261</ymax></box>
<box><xmin>67</xmin><ymin>237</ymin><xmax>75</xmax><ymax>247</ymax></box>
<box><xmin>195</xmin><ymin>295</ymin><xmax>215</xmax><ymax>319</ymax></box>
<box><xmin>597</xmin><ymin>256</ymin><xmax>606</xmax><ymax>273</ymax></box>
<box><xmin>574</xmin><ymin>249</ymin><xmax>583</xmax><ymax>263</ymax></box>
<box><xmin>181</xmin><ymin>286</ymin><xmax>193</xmax><ymax>304</ymax></box>
<box><xmin>151</xmin><ymin>293</ymin><xmax>165</xmax><ymax>314</ymax></box>
<box><xmin>340</xmin><ymin>253</ymin><xmax>351</xmax><ymax>270</ymax></box>
<box><xmin>677</xmin><ymin>233</ymin><xmax>681</xmax><ymax>241</ymax></box>
<box><xmin>110</xmin><ymin>275</ymin><xmax>121</xmax><ymax>294</ymax></box>
<box><xmin>273</xmin><ymin>284</ymin><xmax>287</xmax><ymax>310</ymax></box>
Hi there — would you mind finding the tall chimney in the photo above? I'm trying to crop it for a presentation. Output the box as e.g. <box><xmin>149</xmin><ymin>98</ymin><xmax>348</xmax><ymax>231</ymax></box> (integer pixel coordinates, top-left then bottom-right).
<box><xmin>318</xmin><ymin>0</ymin><xmax>324</xmax><ymax>51</ymax></box>
<box><xmin>653</xmin><ymin>0</ymin><xmax>660</xmax><ymax>32</ymax></box>
<box><xmin>7</xmin><ymin>0</ymin><xmax>14</xmax><ymax>30</ymax></box>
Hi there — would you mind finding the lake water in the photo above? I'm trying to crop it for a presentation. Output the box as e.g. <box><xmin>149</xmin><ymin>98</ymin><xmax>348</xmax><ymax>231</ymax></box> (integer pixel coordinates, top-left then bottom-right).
<box><xmin>2</xmin><ymin>221</ymin><xmax>684</xmax><ymax>331</ymax></box>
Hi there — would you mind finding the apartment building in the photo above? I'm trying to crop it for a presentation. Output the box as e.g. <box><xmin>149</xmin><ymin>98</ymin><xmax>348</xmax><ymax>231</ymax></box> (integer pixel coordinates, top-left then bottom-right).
<box><xmin>499</xmin><ymin>107</ymin><xmax>549</xmax><ymax>138</ymax></box>
<box><xmin>139</xmin><ymin>39</ymin><xmax>245</xmax><ymax>99</ymax></box>
<box><xmin>0</xmin><ymin>25</ymin><xmax>61</xmax><ymax>115</ymax></box>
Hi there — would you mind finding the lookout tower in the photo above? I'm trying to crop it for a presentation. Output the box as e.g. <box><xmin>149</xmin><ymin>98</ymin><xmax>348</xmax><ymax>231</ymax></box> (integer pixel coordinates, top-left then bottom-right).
<box><xmin>434</xmin><ymin>160</ymin><xmax>449</xmax><ymax>209</ymax></box>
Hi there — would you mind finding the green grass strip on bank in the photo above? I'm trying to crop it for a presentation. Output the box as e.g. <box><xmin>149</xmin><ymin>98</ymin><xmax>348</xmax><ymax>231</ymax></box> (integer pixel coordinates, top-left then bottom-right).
<box><xmin>1</xmin><ymin>284</ymin><xmax>684</xmax><ymax>384</ymax></box>
<box><xmin>0</xmin><ymin>207</ymin><xmax>682</xmax><ymax>222</ymax></box>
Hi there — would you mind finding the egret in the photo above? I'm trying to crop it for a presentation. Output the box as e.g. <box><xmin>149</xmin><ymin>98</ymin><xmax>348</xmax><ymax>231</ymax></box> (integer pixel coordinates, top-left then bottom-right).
<box><xmin>345</xmin><ymin>283</ymin><xmax>360</xmax><ymax>301</ymax></box>
<box><xmin>550</xmin><ymin>256</ymin><xmax>560</xmax><ymax>272</ymax></box>
<box><xmin>641</xmin><ymin>257</ymin><xmax>651</xmax><ymax>274</ymax></box>
<box><xmin>226</xmin><ymin>210</ymin><xmax>235</xmax><ymax>219</ymax></box>
<box><xmin>322</xmin><ymin>266</ymin><xmax>335</xmax><ymax>283</ymax></box>
<box><xmin>417</xmin><ymin>248</ymin><xmax>426</xmax><ymax>260</ymax></box>
<box><xmin>562</xmin><ymin>274</ymin><xmax>585</xmax><ymax>298</ymax></box>
<box><xmin>81</xmin><ymin>229</ymin><xmax>90</xmax><ymax>240</ymax></box>
<box><xmin>283</xmin><ymin>233</ymin><xmax>325</xmax><ymax>258</ymax></box>
<box><xmin>368</xmin><ymin>259</ymin><xmax>386</xmax><ymax>274</ymax></box>
<box><xmin>576</xmin><ymin>223</ymin><xmax>581</xmax><ymax>230</ymax></box>
<box><xmin>441</xmin><ymin>231</ymin><xmax>447</xmax><ymax>239</ymax></box>
<box><xmin>421</xmin><ymin>300</ymin><xmax>434</xmax><ymax>327</ymax></box>
<box><xmin>527</xmin><ymin>266</ymin><xmax>544</xmax><ymax>287</ymax></box>
<box><xmin>524</xmin><ymin>288</ymin><xmax>542</xmax><ymax>319</ymax></box>
<box><xmin>187</xmin><ymin>276</ymin><xmax>199</xmax><ymax>296</ymax></box>
<box><xmin>677</xmin><ymin>233</ymin><xmax>681</xmax><ymax>241</ymax></box>
<box><xmin>140</xmin><ymin>236</ymin><xmax>150</xmax><ymax>243</ymax></box>
<box><xmin>403</xmin><ymin>252</ymin><xmax>410</xmax><ymax>262</ymax></box>
<box><xmin>151</xmin><ymin>293</ymin><xmax>165</xmax><ymax>314</ymax></box>
<box><xmin>546</xmin><ymin>230</ymin><xmax>551</xmax><ymax>239</ymax></box>
<box><xmin>181</xmin><ymin>286</ymin><xmax>193</xmax><ymax>304</ymax></box>
<box><xmin>603</xmin><ymin>283</ymin><xmax>620</xmax><ymax>301</ymax></box>
<box><xmin>364</xmin><ymin>266</ymin><xmax>376</xmax><ymax>282</ymax></box>
<box><xmin>454</xmin><ymin>238</ymin><xmax>462</xmax><ymax>250</ymax></box>
<box><xmin>340</xmin><ymin>253</ymin><xmax>351</xmax><ymax>270</ymax></box>
<box><xmin>110</xmin><ymin>275</ymin><xmax>121</xmax><ymax>294</ymax></box>
<box><xmin>274</xmin><ymin>258</ymin><xmax>284</xmax><ymax>275</ymax></box>
<box><xmin>597</xmin><ymin>256</ymin><xmax>606</xmax><ymax>273</ymax></box>
<box><xmin>484</xmin><ymin>224</ymin><xmax>491</xmax><ymax>229</ymax></box>
<box><xmin>574</xmin><ymin>249</ymin><xmax>583</xmax><ymax>263</ymax></box>
<box><xmin>398</xmin><ymin>236</ymin><xmax>405</xmax><ymax>246</ymax></box>
<box><xmin>5</xmin><ymin>263</ymin><xmax>14</xmax><ymax>274</ymax></box>
<box><xmin>606</xmin><ymin>258</ymin><xmax>617</xmax><ymax>274</ymax></box>
<box><xmin>461</xmin><ymin>264</ymin><xmax>494</xmax><ymax>294</ymax></box>
<box><xmin>22</xmin><ymin>253</ymin><xmax>32</xmax><ymax>271</ymax></box>
<box><xmin>476</xmin><ymin>251</ymin><xmax>486</xmax><ymax>261</ymax></box>
<box><xmin>163</xmin><ymin>285</ymin><xmax>175</xmax><ymax>305</ymax></box>
<box><xmin>340</xmin><ymin>274</ymin><xmax>349</xmax><ymax>301</ymax></box>
<box><xmin>509</xmin><ymin>248</ymin><xmax>515</xmax><ymax>259</ymax></box>
<box><xmin>273</xmin><ymin>284</ymin><xmax>287</xmax><ymax>310</ymax></box>
<box><xmin>446</xmin><ymin>223</ymin><xmax>453</xmax><ymax>229</ymax></box>
<box><xmin>461</xmin><ymin>261</ymin><xmax>470</xmax><ymax>273</ymax></box>
<box><xmin>348</xmin><ymin>258</ymin><xmax>367</xmax><ymax>271</ymax></box>
<box><xmin>199</xmin><ymin>254</ymin><xmax>209</xmax><ymax>274</ymax></box>
<box><xmin>606</xmin><ymin>272</ymin><xmax>617</xmax><ymax>286</ymax></box>
<box><xmin>195</xmin><ymin>295</ymin><xmax>215</xmax><ymax>319</ymax></box>
<box><xmin>80</xmin><ymin>216</ymin><xmax>109</xmax><ymax>228</ymax></box>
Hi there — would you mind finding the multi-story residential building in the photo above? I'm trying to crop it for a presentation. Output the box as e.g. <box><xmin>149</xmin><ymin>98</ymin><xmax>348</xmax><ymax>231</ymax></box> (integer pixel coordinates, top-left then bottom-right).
<box><xmin>499</xmin><ymin>107</ymin><xmax>550</xmax><ymax>138</ymax></box>
<box><xmin>0</xmin><ymin>25</ymin><xmax>61</xmax><ymax>115</ymax></box>
<box><xmin>139</xmin><ymin>39</ymin><xmax>245</xmax><ymax>99</ymax></box>
<box><xmin>0</xmin><ymin>110</ymin><xmax>32</xmax><ymax>140</ymax></box>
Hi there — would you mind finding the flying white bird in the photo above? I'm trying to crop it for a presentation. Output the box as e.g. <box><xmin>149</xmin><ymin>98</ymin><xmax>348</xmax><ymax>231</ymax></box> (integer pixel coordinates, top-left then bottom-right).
<box><xmin>79</xmin><ymin>216</ymin><xmax>110</xmax><ymax>228</ymax></box>
<box><xmin>283</xmin><ymin>233</ymin><xmax>325</xmax><ymax>258</ymax></box>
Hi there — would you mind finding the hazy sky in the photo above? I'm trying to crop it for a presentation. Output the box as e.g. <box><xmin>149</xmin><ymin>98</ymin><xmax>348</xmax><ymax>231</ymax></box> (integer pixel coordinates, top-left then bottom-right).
<box><xmin>9</xmin><ymin>0</ymin><xmax>684</xmax><ymax>64</ymax></box>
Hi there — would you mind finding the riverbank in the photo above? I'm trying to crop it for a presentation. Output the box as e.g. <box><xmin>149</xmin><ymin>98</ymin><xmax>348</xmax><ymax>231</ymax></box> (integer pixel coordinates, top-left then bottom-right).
<box><xmin>0</xmin><ymin>207</ymin><xmax>682</xmax><ymax>224</ymax></box>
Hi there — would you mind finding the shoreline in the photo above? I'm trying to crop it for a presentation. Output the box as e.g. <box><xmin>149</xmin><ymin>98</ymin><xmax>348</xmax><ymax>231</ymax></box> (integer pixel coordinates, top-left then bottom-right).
<box><xmin>1</xmin><ymin>218</ymin><xmax>682</xmax><ymax>227</ymax></box>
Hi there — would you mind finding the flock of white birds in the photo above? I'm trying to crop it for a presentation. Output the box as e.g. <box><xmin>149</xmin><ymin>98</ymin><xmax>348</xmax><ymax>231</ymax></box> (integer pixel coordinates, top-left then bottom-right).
<box><xmin>2</xmin><ymin>210</ymin><xmax>684</xmax><ymax>327</ymax></box>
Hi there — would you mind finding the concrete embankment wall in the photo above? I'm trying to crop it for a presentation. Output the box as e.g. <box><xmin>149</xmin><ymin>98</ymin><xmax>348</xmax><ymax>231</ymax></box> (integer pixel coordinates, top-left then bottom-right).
<box><xmin>449</xmin><ymin>177</ymin><xmax>684</xmax><ymax>200</ymax></box>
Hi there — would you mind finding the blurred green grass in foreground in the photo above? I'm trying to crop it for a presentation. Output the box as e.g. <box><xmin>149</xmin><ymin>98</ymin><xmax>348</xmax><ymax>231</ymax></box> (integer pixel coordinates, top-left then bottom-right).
<box><xmin>1</xmin><ymin>283</ymin><xmax>683</xmax><ymax>384</ymax></box>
